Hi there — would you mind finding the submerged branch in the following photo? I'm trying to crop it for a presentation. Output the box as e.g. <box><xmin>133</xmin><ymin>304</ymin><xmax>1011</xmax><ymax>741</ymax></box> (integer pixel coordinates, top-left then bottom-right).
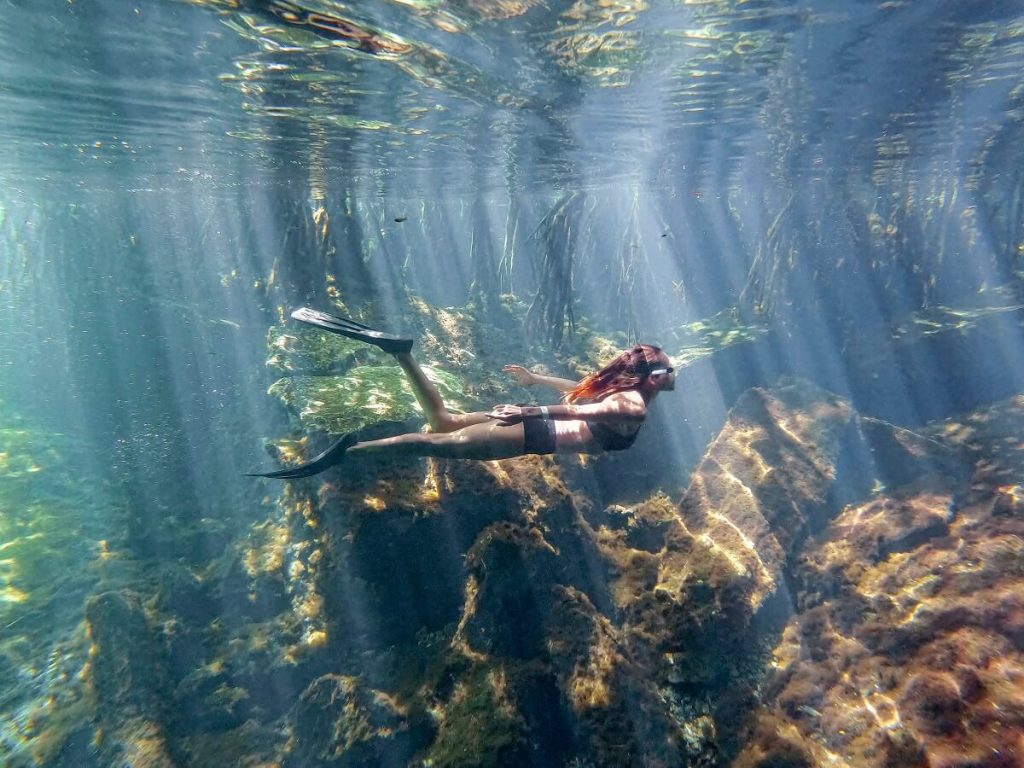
<box><xmin>525</xmin><ymin>191</ymin><xmax>586</xmax><ymax>347</ymax></box>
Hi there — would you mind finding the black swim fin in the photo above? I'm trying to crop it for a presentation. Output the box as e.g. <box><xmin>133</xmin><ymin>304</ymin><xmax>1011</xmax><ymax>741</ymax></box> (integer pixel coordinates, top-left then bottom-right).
<box><xmin>291</xmin><ymin>307</ymin><xmax>413</xmax><ymax>355</ymax></box>
<box><xmin>247</xmin><ymin>433</ymin><xmax>358</xmax><ymax>479</ymax></box>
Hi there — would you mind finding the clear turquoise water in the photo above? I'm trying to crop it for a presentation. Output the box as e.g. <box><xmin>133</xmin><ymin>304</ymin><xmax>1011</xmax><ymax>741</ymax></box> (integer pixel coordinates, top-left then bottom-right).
<box><xmin>2</xmin><ymin>1</ymin><xmax>1024</xmax><ymax>765</ymax></box>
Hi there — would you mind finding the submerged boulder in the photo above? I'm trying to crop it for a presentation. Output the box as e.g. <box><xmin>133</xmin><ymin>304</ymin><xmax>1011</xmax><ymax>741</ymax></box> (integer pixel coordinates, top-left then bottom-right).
<box><xmin>543</xmin><ymin>586</ymin><xmax>687</xmax><ymax>766</ymax></box>
<box><xmin>312</xmin><ymin>455</ymin><xmax>545</xmax><ymax>654</ymax></box>
<box><xmin>735</xmin><ymin>394</ymin><xmax>1024</xmax><ymax>767</ymax></box>
<box><xmin>425</xmin><ymin>661</ymin><xmax>539</xmax><ymax>768</ymax></box>
<box><xmin>621</xmin><ymin>379</ymin><xmax>855</xmax><ymax>683</ymax></box>
<box><xmin>404</xmin><ymin>377</ymin><xmax>878</xmax><ymax>767</ymax></box>
<box><xmin>286</xmin><ymin>674</ymin><xmax>433</xmax><ymax>767</ymax></box>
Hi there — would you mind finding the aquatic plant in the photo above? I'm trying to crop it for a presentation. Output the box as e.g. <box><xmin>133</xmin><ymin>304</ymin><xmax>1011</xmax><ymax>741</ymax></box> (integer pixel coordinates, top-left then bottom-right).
<box><xmin>270</xmin><ymin>364</ymin><xmax>467</xmax><ymax>435</ymax></box>
<box><xmin>266</xmin><ymin>323</ymin><xmax>363</xmax><ymax>375</ymax></box>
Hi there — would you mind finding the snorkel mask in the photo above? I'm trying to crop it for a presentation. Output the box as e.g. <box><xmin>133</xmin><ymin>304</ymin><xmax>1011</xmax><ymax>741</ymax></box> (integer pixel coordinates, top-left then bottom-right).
<box><xmin>646</xmin><ymin>364</ymin><xmax>675</xmax><ymax>391</ymax></box>
<box><xmin>637</xmin><ymin>357</ymin><xmax>675</xmax><ymax>389</ymax></box>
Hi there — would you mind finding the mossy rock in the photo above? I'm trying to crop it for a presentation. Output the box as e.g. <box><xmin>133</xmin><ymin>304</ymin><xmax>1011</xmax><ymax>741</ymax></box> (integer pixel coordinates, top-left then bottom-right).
<box><xmin>286</xmin><ymin>674</ymin><xmax>433</xmax><ymax>767</ymax></box>
<box><xmin>427</xmin><ymin>665</ymin><xmax>529</xmax><ymax>768</ymax></box>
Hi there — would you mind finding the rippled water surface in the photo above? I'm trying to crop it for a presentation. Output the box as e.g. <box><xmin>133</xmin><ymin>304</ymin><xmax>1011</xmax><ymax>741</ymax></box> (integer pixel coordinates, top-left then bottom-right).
<box><xmin>4</xmin><ymin>0</ymin><xmax>1022</xmax><ymax>194</ymax></box>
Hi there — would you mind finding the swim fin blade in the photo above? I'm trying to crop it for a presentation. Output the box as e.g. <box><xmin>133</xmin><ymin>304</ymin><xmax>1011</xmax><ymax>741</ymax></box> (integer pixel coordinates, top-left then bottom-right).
<box><xmin>247</xmin><ymin>433</ymin><xmax>358</xmax><ymax>479</ymax></box>
<box><xmin>291</xmin><ymin>307</ymin><xmax>413</xmax><ymax>355</ymax></box>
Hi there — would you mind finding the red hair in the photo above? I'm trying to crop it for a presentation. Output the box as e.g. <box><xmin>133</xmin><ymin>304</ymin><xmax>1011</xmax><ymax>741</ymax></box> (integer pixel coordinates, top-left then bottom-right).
<box><xmin>566</xmin><ymin>344</ymin><xmax>670</xmax><ymax>403</ymax></box>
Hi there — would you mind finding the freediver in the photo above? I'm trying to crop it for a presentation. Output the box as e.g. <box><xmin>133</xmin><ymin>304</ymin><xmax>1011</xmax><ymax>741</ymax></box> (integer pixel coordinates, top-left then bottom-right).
<box><xmin>249</xmin><ymin>308</ymin><xmax>676</xmax><ymax>479</ymax></box>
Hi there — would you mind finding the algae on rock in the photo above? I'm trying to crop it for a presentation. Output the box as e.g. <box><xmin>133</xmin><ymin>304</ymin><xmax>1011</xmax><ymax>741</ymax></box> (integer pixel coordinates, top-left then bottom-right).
<box><xmin>267</xmin><ymin>324</ymin><xmax>364</xmax><ymax>375</ymax></box>
<box><xmin>734</xmin><ymin>394</ymin><xmax>1024</xmax><ymax>767</ymax></box>
<box><xmin>426</xmin><ymin>665</ymin><xmax>528</xmax><ymax>768</ymax></box>
<box><xmin>0</xmin><ymin>413</ymin><xmax>119</xmax><ymax>767</ymax></box>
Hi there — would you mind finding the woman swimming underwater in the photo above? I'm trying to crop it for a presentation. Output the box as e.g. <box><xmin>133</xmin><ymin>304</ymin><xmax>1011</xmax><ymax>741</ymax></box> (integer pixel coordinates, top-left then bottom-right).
<box><xmin>249</xmin><ymin>308</ymin><xmax>676</xmax><ymax>479</ymax></box>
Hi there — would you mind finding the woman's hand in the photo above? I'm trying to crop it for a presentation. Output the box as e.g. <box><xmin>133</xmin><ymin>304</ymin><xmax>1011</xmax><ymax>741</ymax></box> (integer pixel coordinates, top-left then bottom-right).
<box><xmin>487</xmin><ymin>404</ymin><xmax>525</xmax><ymax>424</ymax></box>
<box><xmin>503</xmin><ymin>365</ymin><xmax>536</xmax><ymax>386</ymax></box>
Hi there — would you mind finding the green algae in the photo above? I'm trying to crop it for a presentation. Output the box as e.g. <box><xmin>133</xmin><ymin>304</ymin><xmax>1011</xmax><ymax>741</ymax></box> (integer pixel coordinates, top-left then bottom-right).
<box><xmin>661</xmin><ymin>307</ymin><xmax>770</xmax><ymax>367</ymax></box>
<box><xmin>267</xmin><ymin>324</ymin><xmax>364</xmax><ymax>375</ymax></box>
<box><xmin>0</xmin><ymin>404</ymin><xmax>124</xmax><ymax>766</ymax></box>
<box><xmin>270</xmin><ymin>364</ymin><xmax>468</xmax><ymax>435</ymax></box>
<box><xmin>427</xmin><ymin>665</ymin><xmax>525</xmax><ymax>768</ymax></box>
<box><xmin>892</xmin><ymin>297</ymin><xmax>1024</xmax><ymax>342</ymax></box>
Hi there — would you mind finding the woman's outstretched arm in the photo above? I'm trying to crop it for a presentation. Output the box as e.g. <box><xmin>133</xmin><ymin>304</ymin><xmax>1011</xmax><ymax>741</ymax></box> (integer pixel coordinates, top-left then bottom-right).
<box><xmin>503</xmin><ymin>364</ymin><xmax>579</xmax><ymax>393</ymax></box>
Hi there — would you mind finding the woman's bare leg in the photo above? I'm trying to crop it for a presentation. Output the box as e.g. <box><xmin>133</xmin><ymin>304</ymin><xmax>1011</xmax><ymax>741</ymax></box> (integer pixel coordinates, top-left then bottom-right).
<box><xmin>394</xmin><ymin>351</ymin><xmax>492</xmax><ymax>433</ymax></box>
<box><xmin>348</xmin><ymin>421</ymin><xmax>526</xmax><ymax>460</ymax></box>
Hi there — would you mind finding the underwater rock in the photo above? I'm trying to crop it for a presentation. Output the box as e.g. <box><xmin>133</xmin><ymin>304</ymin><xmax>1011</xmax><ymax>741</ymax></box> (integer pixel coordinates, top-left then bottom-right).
<box><xmin>791</xmin><ymin>487</ymin><xmax>954</xmax><ymax>609</ymax></box>
<box><xmin>85</xmin><ymin>590</ymin><xmax>176</xmax><ymax>767</ymax></box>
<box><xmin>852</xmin><ymin>413</ymin><xmax>964</xmax><ymax>496</ymax></box>
<box><xmin>286</xmin><ymin>674</ymin><xmax>432</xmax><ymax>767</ymax></box>
<box><xmin>444</xmin><ymin>572</ymin><xmax>688</xmax><ymax>766</ymax></box>
<box><xmin>172</xmin><ymin>662</ymin><xmax>252</xmax><ymax>734</ymax></box>
<box><xmin>174</xmin><ymin>720</ymin><xmax>283</xmax><ymax>768</ymax></box>
<box><xmin>735</xmin><ymin>393</ymin><xmax>1024</xmax><ymax>767</ymax></box>
<box><xmin>448</xmin><ymin>482</ymin><xmax>692</xmax><ymax>764</ymax></box>
<box><xmin>452</xmin><ymin>453</ymin><xmax>622</xmax><ymax>661</ymax></box>
<box><xmin>227</xmin><ymin>360</ymin><xmax>999</xmax><ymax>766</ymax></box>
<box><xmin>313</xmin><ymin>447</ymin><xmax>687</xmax><ymax>767</ymax></box>
<box><xmin>85</xmin><ymin>591</ymin><xmax>167</xmax><ymax>724</ymax></box>
<box><xmin>673</xmin><ymin>378</ymin><xmax>855</xmax><ymax>600</ymax></box>
<box><xmin>586</xmin><ymin>493</ymin><xmax>679</xmax><ymax>621</ymax></box>
<box><xmin>585</xmin><ymin>496</ymin><xmax>675</xmax><ymax>553</ymax></box>
<box><xmin>459</xmin><ymin>521</ymin><xmax>562</xmax><ymax>659</ymax></box>
<box><xmin>424</xmin><ymin>661</ymin><xmax>537</xmax><ymax>768</ymax></box>
<box><xmin>622</xmin><ymin>379</ymin><xmax>854</xmax><ymax>682</ymax></box>
<box><xmin>153</xmin><ymin>564</ymin><xmax>217</xmax><ymax>625</ymax></box>
<box><xmin>544</xmin><ymin>586</ymin><xmax>687</xmax><ymax>767</ymax></box>
<box><xmin>205</xmin><ymin>537</ymin><xmax>293</xmax><ymax>622</ymax></box>
<box><xmin>314</xmin><ymin>454</ymin><xmax>567</xmax><ymax>654</ymax></box>
<box><xmin>425</xmin><ymin>377</ymin><xmax>863</xmax><ymax>765</ymax></box>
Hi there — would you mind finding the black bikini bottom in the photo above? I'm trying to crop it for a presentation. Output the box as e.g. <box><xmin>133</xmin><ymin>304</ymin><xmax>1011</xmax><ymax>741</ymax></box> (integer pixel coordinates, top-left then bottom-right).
<box><xmin>523</xmin><ymin>418</ymin><xmax>557</xmax><ymax>455</ymax></box>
